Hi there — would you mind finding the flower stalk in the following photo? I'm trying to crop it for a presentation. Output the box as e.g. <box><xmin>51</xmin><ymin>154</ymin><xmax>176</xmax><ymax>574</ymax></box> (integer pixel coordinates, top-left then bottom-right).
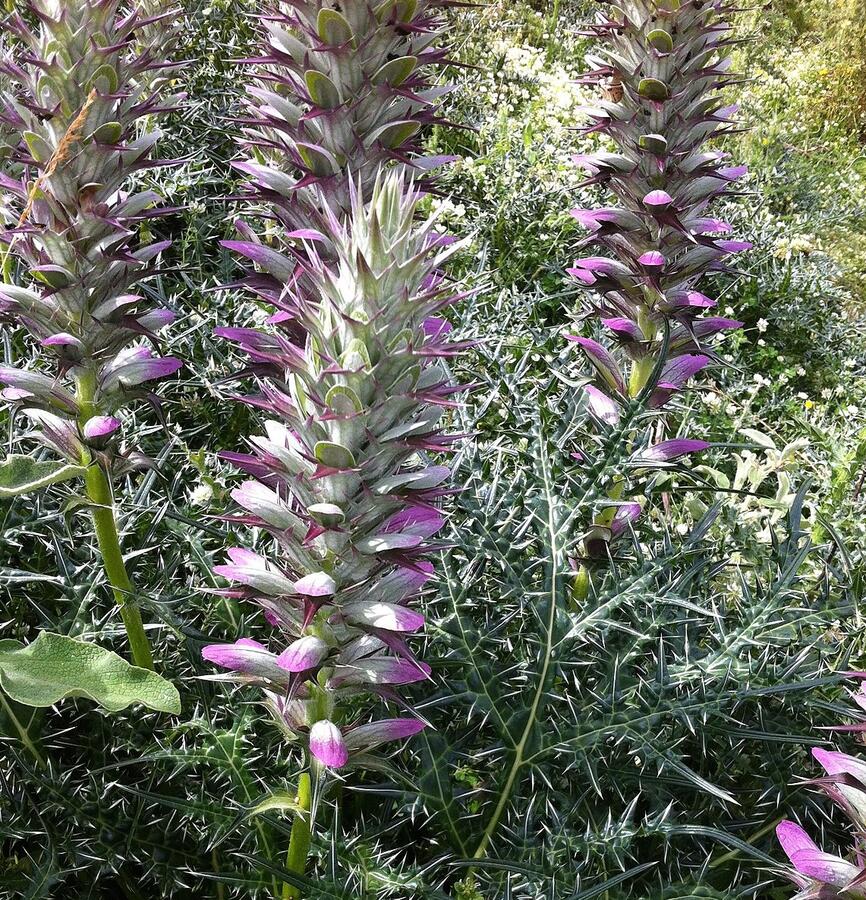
<box><xmin>283</xmin><ymin>770</ymin><xmax>312</xmax><ymax>900</ymax></box>
<box><xmin>0</xmin><ymin>0</ymin><xmax>183</xmax><ymax>665</ymax></box>
<box><xmin>566</xmin><ymin>0</ymin><xmax>748</xmax><ymax>584</ymax></box>
<box><xmin>202</xmin><ymin>3</ymin><xmax>461</xmax><ymax>883</ymax></box>
<box><xmin>776</xmin><ymin>676</ymin><xmax>866</xmax><ymax>897</ymax></box>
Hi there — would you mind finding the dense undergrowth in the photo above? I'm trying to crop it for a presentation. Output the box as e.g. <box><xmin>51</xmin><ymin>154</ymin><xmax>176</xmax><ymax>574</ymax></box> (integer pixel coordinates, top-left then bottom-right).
<box><xmin>1</xmin><ymin>1</ymin><xmax>866</xmax><ymax>898</ymax></box>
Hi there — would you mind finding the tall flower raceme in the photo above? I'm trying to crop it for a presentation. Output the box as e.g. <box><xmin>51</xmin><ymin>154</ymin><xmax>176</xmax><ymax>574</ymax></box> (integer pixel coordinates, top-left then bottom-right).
<box><xmin>231</xmin><ymin>0</ymin><xmax>453</xmax><ymax>268</ymax></box>
<box><xmin>567</xmin><ymin>0</ymin><xmax>748</xmax><ymax>580</ymax></box>
<box><xmin>0</xmin><ymin>0</ymin><xmax>182</xmax><ymax>669</ymax></box>
<box><xmin>776</xmin><ymin>676</ymin><xmax>866</xmax><ymax>898</ymax></box>
<box><xmin>205</xmin><ymin>4</ymin><xmax>463</xmax><ymax>886</ymax></box>
<box><xmin>204</xmin><ymin>171</ymin><xmax>464</xmax><ymax>771</ymax></box>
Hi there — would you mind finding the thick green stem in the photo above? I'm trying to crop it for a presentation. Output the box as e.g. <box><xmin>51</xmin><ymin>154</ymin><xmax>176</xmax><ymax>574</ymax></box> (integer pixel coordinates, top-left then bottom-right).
<box><xmin>282</xmin><ymin>771</ymin><xmax>312</xmax><ymax>899</ymax></box>
<box><xmin>75</xmin><ymin>370</ymin><xmax>153</xmax><ymax>670</ymax></box>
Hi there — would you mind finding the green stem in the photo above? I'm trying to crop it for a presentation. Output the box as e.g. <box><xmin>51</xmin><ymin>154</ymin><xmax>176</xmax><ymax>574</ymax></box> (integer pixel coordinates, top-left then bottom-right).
<box><xmin>282</xmin><ymin>771</ymin><xmax>312</xmax><ymax>899</ymax></box>
<box><xmin>75</xmin><ymin>370</ymin><xmax>153</xmax><ymax>670</ymax></box>
<box><xmin>472</xmin><ymin>447</ymin><xmax>562</xmax><ymax>862</ymax></box>
<box><xmin>0</xmin><ymin>690</ymin><xmax>46</xmax><ymax>769</ymax></box>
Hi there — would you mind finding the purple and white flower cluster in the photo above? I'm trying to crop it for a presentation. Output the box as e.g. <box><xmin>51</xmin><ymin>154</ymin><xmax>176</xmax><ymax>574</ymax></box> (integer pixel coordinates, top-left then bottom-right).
<box><xmin>777</xmin><ymin>677</ymin><xmax>866</xmax><ymax>898</ymax></box>
<box><xmin>0</xmin><ymin>0</ymin><xmax>182</xmax><ymax>469</ymax></box>
<box><xmin>203</xmin><ymin>1</ymin><xmax>463</xmax><ymax>771</ymax></box>
<box><xmin>568</xmin><ymin>0</ymin><xmax>747</xmax><ymax>560</ymax></box>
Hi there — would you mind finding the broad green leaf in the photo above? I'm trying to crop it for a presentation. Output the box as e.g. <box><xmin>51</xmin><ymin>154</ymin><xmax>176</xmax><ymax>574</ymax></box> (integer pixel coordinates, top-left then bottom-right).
<box><xmin>0</xmin><ymin>631</ymin><xmax>181</xmax><ymax>713</ymax></box>
<box><xmin>0</xmin><ymin>455</ymin><xmax>85</xmax><ymax>498</ymax></box>
<box><xmin>316</xmin><ymin>8</ymin><xmax>353</xmax><ymax>45</ymax></box>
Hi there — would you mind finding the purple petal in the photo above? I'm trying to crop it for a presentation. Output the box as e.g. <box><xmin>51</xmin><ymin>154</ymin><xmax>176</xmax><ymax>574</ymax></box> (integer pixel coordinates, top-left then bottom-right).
<box><xmin>0</xmin><ymin>367</ymin><xmax>78</xmax><ymax>412</ymax></box>
<box><xmin>601</xmin><ymin>317</ymin><xmax>644</xmax><ymax>342</ymax></box>
<box><xmin>213</xmin><ymin>547</ymin><xmax>297</xmax><ymax>596</ymax></box>
<box><xmin>231</xmin><ymin>481</ymin><xmax>301</xmax><ymax>531</ymax></box>
<box><xmin>294</xmin><ymin>571</ymin><xmax>337</xmax><ymax>597</ymax></box>
<box><xmin>137</xmin><ymin>308</ymin><xmax>176</xmax><ymax>332</ymax></box>
<box><xmin>83</xmin><ymin>416</ymin><xmax>121</xmax><ymax>440</ymax></box>
<box><xmin>106</xmin><ymin>350</ymin><xmax>182</xmax><ymax>388</ymax></box>
<box><xmin>584</xmin><ymin>384</ymin><xmax>621</xmax><ymax>425</ymax></box>
<box><xmin>776</xmin><ymin>820</ymin><xmax>820</xmax><ymax>862</ymax></box>
<box><xmin>571</xmin><ymin>256</ymin><xmax>630</xmax><ymax>275</ymax></box>
<box><xmin>383</xmin><ymin>505</ymin><xmax>444</xmax><ymax>538</ymax></box>
<box><xmin>567</xmin><ymin>336</ymin><xmax>625</xmax><ymax>393</ymax></box>
<box><xmin>638</xmin><ymin>439</ymin><xmax>710</xmax><ymax>462</ymax></box>
<box><xmin>221</xmin><ymin>240</ymin><xmax>295</xmax><ymax>281</ymax></box>
<box><xmin>716</xmin><ymin>239</ymin><xmax>752</xmax><ymax>254</ymax></box>
<box><xmin>643</xmin><ymin>190</ymin><xmax>673</xmax><ymax>208</ymax></box>
<box><xmin>423</xmin><ymin>316</ymin><xmax>452</xmax><ymax>338</ymax></box>
<box><xmin>691</xmin><ymin>217</ymin><xmax>731</xmax><ymax>234</ymax></box>
<box><xmin>42</xmin><ymin>332</ymin><xmax>83</xmax><ymax>352</ymax></box>
<box><xmin>330</xmin><ymin>657</ymin><xmax>431</xmax><ymax>687</ymax></box>
<box><xmin>638</xmin><ymin>250</ymin><xmax>665</xmax><ymax>269</ymax></box>
<box><xmin>309</xmin><ymin>719</ymin><xmax>349</xmax><ymax>768</ymax></box>
<box><xmin>24</xmin><ymin>409</ymin><xmax>83</xmax><ymax>460</ymax></box>
<box><xmin>202</xmin><ymin>638</ymin><xmax>275</xmax><ymax>675</ymax></box>
<box><xmin>789</xmin><ymin>848</ymin><xmax>861</xmax><ymax>887</ymax></box>
<box><xmin>344</xmin><ymin>718</ymin><xmax>427</xmax><ymax>752</ymax></box>
<box><xmin>286</xmin><ymin>229</ymin><xmax>327</xmax><ymax>241</ymax></box>
<box><xmin>277</xmin><ymin>635</ymin><xmax>330</xmax><ymax>672</ymax></box>
<box><xmin>659</xmin><ymin>354</ymin><xmax>710</xmax><ymax>389</ymax></box>
<box><xmin>812</xmin><ymin>747</ymin><xmax>866</xmax><ymax>785</ymax></box>
<box><xmin>342</xmin><ymin>601</ymin><xmax>425</xmax><ymax>633</ymax></box>
<box><xmin>610</xmin><ymin>503</ymin><xmax>642</xmax><ymax>537</ymax></box>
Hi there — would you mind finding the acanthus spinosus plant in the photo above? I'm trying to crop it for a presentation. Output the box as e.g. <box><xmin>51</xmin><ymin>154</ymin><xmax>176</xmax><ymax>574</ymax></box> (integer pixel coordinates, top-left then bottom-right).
<box><xmin>0</xmin><ymin>0</ymin><xmax>182</xmax><ymax>669</ymax></box>
<box><xmin>777</xmin><ymin>677</ymin><xmax>866</xmax><ymax>898</ymax></box>
<box><xmin>204</xmin><ymin>172</ymin><xmax>466</xmax><ymax>882</ymax></box>
<box><xmin>201</xmin><ymin>0</ymin><xmax>463</xmax><ymax>885</ymax></box>
<box><xmin>567</xmin><ymin>0</ymin><xmax>748</xmax><ymax>587</ymax></box>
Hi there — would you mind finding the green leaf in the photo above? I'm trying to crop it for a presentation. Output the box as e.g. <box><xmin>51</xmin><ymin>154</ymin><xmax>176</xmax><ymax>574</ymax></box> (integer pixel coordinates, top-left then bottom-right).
<box><xmin>30</xmin><ymin>265</ymin><xmax>74</xmax><ymax>289</ymax></box>
<box><xmin>316</xmin><ymin>8</ymin><xmax>354</xmax><ymax>45</ymax></box>
<box><xmin>0</xmin><ymin>631</ymin><xmax>181</xmax><ymax>713</ymax></box>
<box><xmin>23</xmin><ymin>130</ymin><xmax>53</xmax><ymax>164</ymax></box>
<box><xmin>647</xmin><ymin>28</ymin><xmax>673</xmax><ymax>52</ymax></box>
<box><xmin>304</xmin><ymin>70</ymin><xmax>342</xmax><ymax>109</ymax></box>
<box><xmin>0</xmin><ymin>455</ymin><xmax>85</xmax><ymax>498</ymax></box>
<box><xmin>639</xmin><ymin>132</ymin><xmax>668</xmax><ymax>154</ymax></box>
<box><xmin>90</xmin><ymin>120</ymin><xmax>122</xmax><ymax>144</ymax></box>
<box><xmin>246</xmin><ymin>790</ymin><xmax>303</xmax><ymax>819</ymax></box>
<box><xmin>372</xmin><ymin>55</ymin><xmax>418</xmax><ymax>87</ymax></box>
<box><xmin>367</xmin><ymin>119</ymin><xmax>421</xmax><ymax>150</ymax></box>
<box><xmin>89</xmin><ymin>63</ymin><xmax>118</xmax><ymax>93</ymax></box>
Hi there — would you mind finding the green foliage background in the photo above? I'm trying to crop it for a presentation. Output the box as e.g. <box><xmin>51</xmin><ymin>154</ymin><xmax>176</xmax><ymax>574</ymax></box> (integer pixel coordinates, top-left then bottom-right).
<box><xmin>2</xmin><ymin>0</ymin><xmax>866</xmax><ymax>898</ymax></box>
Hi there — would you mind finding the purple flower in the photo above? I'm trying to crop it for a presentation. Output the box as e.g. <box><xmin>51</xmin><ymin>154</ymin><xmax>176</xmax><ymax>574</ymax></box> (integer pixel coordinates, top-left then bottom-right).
<box><xmin>343</xmin><ymin>718</ymin><xmax>427</xmax><ymax>753</ymax></box>
<box><xmin>777</xmin><ymin>820</ymin><xmax>865</xmax><ymax>894</ymax></box>
<box><xmin>775</xmin><ymin>683</ymin><xmax>866</xmax><ymax>895</ymax></box>
<box><xmin>82</xmin><ymin>416</ymin><xmax>121</xmax><ymax>447</ymax></box>
<box><xmin>277</xmin><ymin>636</ymin><xmax>330</xmax><ymax>674</ymax></box>
<box><xmin>635</xmin><ymin>440</ymin><xmax>711</xmax><ymax>464</ymax></box>
<box><xmin>565</xmin><ymin>0</ymin><xmax>747</xmax><ymax>582</ymax></box>
<box><xmin>309</xmin><ymin>720</ymin><xmax>349</xmax><ymax>769</ymax></box>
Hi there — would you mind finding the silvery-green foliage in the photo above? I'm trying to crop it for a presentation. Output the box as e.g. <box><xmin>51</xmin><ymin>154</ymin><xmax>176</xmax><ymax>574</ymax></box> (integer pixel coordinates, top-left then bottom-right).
<box><xmin>380</xmin><ymin>287</ymin><xmax>849</xmax><ymax>898</ymax></box>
